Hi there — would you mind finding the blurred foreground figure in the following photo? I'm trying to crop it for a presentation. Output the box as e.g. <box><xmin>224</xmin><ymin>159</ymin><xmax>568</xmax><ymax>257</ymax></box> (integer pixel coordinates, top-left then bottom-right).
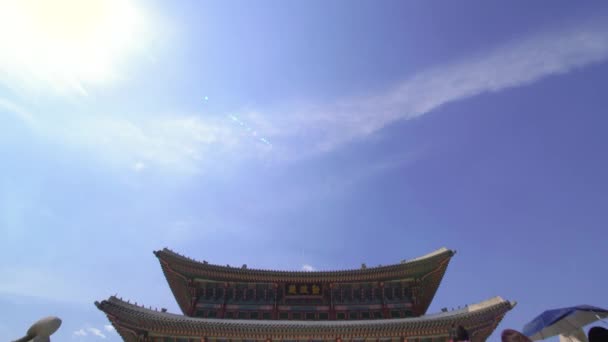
<box><xmin>454</xmin><ymin>325</ymin><xmax>470</xmax><ymax>341</ymax></box>
<box><xmin>12</xmin><ymin>316</ymin><xmax>62</xmax><ymax>342</ymax></box>
<box><xmin>588</xmin><ymin>327</ymin><xmax>608</xmax><ymax>342</ymax></box>
<box><xmin>502</xmin><ymin>329</ymin><xmax>533</xmax><ymax>342</ymax></box>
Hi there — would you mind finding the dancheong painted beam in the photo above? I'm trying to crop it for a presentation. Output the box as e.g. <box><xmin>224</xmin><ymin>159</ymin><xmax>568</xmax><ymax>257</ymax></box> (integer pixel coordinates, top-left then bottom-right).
<box><xmin>154</xmin><ymin>248</ymin><xmax>455</xmax><ymax>319</ymax></box>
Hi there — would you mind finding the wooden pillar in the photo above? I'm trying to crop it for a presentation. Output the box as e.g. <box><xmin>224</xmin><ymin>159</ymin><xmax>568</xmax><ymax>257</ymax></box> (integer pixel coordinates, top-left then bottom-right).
<box><xmin>221</xmin><ymin>282</ymin><xmax>228</xmax><ymax>318</ymax></box>
<box><xmin>380</xmin><ymin>282</ymin><xmax>388</xmax><ymax>318</ymax></box>
<box><xmin>272</xmin><ymin>283</ymin><xmax>278</xmax><ymax>319</ymax></box>
<box><xmin>411</xmin><ymin>279</ymin><xmax>419</xmax><ymax>315</ymax></box>
<box><xmin>188</xmin><ymin>279</ymin><xmax>198</xmax><ymax>316</ymax></box>
<box><xmin>329</xmin><ymin>283</ymin><xmax>336</xmax><ymax>320</ymax></box>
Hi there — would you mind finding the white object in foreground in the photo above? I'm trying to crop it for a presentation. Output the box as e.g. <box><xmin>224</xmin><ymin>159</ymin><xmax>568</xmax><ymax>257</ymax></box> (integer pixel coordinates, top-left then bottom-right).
<box><xmin>12</xmin><ymin>316</ymin><xmax>62</xmax><ymax>342</ymax></box>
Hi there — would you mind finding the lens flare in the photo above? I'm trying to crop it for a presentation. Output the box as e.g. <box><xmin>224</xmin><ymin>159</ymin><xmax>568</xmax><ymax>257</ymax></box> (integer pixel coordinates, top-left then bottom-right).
<box><xmin>228</xmin><ymin>114</ymin><xmax>272</xmax><ymax>146</ymax></box>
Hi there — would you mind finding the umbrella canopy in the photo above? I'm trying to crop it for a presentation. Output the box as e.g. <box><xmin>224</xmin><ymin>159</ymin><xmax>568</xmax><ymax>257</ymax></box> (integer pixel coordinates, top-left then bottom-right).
<box><xmin>558</xmin><ymin>328</ymin><xmax>587</xmax><ymax>342</ymax></box>
<box><xmin>523</xmin><ymin>305</ymin><xmax>608</xmax><ymax>341</ymax></box>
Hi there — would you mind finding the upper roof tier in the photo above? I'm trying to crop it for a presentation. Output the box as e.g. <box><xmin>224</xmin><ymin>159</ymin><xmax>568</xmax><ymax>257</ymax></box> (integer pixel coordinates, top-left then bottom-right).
<box><xmin>153</xmin><ymin>247</ymin><xmax>455</xmax><ymax>283</ymax></box>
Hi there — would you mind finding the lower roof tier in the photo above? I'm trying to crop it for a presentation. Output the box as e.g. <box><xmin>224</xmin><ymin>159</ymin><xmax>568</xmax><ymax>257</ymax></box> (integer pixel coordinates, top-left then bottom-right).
<box><xmin>95</xmin><ymin>296</ymin><xmax>515</xmax><ymax>342</ymax></box>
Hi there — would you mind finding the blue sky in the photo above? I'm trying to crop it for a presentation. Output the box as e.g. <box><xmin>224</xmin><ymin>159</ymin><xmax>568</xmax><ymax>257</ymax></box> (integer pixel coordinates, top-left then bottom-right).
<box><xmin>1</xmin><ymin>1</ymin><xmax>608</xmax><ymax>340</ymax></box>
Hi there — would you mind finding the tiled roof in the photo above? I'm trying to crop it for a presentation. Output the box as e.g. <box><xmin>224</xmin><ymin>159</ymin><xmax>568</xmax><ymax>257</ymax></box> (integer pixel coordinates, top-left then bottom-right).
<box><xmin>155</xmin><ymin>247</ymin><xmax>455</xmax><ymax>316</ymax></box>
<box><xmin>154</xmin><ymin>247</ymin><xmax>455</xmax><ymax>283</ymax></box>
<box><xmin>96</xmin><ymin>296</ymin><xmax>515</xmax><ymax>341</ymax></box>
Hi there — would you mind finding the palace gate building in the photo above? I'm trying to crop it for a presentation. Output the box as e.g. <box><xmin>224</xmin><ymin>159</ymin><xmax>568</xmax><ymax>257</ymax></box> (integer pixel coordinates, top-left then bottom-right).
<box><xmin>96</xmin><ymin>247</ymin><xmax>515</xmax><ymax>341</ymax></box>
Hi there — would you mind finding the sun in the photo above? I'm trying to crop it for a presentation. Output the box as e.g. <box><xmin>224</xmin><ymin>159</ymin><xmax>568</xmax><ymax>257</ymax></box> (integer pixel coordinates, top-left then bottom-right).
<box><xmin>0</xmin><ymin>0</ymin><xmax>147</xmax><ymax>94</ymax></box>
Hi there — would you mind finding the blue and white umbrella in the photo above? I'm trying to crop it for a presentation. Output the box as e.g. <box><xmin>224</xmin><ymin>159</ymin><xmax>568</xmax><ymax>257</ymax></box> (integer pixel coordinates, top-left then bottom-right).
<box><xmin>523</xmin><ymin>305</ymin><xmax>608</xmax><ymax>341</ymax></box>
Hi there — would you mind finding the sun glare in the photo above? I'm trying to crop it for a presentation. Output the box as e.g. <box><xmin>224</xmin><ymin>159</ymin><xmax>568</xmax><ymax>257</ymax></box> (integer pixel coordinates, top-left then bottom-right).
<box><xmin>0</xmin><ymin>0</ymin><xmax>147</xmax><ymax>94</ymax></box>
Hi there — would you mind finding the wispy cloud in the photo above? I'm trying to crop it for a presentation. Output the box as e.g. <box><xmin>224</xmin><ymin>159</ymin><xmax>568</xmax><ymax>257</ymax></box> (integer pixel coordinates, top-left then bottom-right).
<box><xmin>73</xmin><ymin>326</ymin><xmax>109</xmax><ymax>339</ymax></box>
<box><xmin>4</xmin><ymin>18</ymin><xmax>608</xmax><ymax>173</ymax></box>
<box><xmin>104</xmin><ymin>325</ymin><xmax>115</xmax><ymax>332</ymax></box>
<box><xmin>0</xmin><ymin>265</ymin><xmax>91</xmax><ymax>304</ymax></box>
<box><xmin>87</xmin><ymin>327</ymin><xmax>106</xmax><ymax>339</ymax></box>
<box><xmin>3</xmin><ymin>108</ymin><xmax>247</xmax><ymax>173</ymax></box>
<box><xmin>54</xmin><ymin>115</ymin><xmax>237</xmax><ymax>172</ymax></box>
<box><xmin>0</xmin><ymin>98</ymin><xmax>37</xmax><ymax>127</ymax></box>
<box><xmin>73</xmin><ymin>329</ymin><xmax>87</xmax><ymax>337</ymax></box>
<box><xmin>132</xmin><ymin>161</ymin><xmax>146</xmax><ymax>172</ymax></box>
<box><xmin>302</xmin><ymin>264</ymin><xmax>316</xmax><ymax>271</ymax></box>
<box><xmin>247</xmin><ymin>18</ymin><xmax>608</xmax><ymax>156</ymax></box>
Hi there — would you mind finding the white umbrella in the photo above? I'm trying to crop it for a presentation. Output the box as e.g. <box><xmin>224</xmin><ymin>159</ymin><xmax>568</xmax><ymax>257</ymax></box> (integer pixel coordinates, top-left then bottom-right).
<box><xmin>523</xmin><ymin>305</ymin><xmax>608</xmax><ymax>341</ymax></box>
<box><xmin>558</xmin><ymin>327</ymin><xmax>587</xmax><ymax>342</ymax></box>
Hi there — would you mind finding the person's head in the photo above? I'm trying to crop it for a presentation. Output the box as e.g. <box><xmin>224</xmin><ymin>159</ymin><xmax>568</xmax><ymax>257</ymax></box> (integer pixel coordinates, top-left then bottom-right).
<box><xmin>588</xmin><ymin>326</ymin><xmax>608</xmax><ymax>342</ymax></box>
<box><xmin>455</xmin><ymin>325</ymin><xmax>469</xmax><ymax>341</ymax></box>
<box><xmin>501</xmin><ymin>329</ymin><xmax>532</xmax><ymax>342</ymax></box>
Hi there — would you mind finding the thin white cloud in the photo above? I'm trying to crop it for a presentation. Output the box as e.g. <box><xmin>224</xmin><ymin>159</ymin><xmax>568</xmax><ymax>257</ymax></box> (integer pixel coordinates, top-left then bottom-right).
<box><xmin>3</xmin><ymin>108</ymin><xmax>247</xmax><ymax>173</ymax></box>
<box><xmin>248</xmin><ymin>17</ymin><xmax>608</xmax><ymax>156</ymax></box>
<box><xmin>163</xmin><ymin>218</ymin><xmax>229</xmax><ymax>244</ymax></box>
<box><xmin>4</xmin><ymin>17</ymin><xmax>608</xmax><ymax>173</ymax></box>
<box><xmin>73</xmin><ymin>326</ymin><xmax>109</xmax><ymax>339</ymax></box>
<box><xmin>133</xmin><ymin>161</ymin><xmax>146</xmax><ymax>172</ymax></box>
<box><xmin>0</xmin><ymin>265</ymin><xmax>91</xmax><ymax>304</ymax></box>
<box><xmin>0</xmin><ymin>98</ymin><xmax>37</xmax><ymax>127</ymax></box>
<box><xmin>73</xmin><ymin>329</ymin><xmax>87</xmax><ymax>337</ymax></box>
<box><xmin>302</xmin><ymin>264</ymin><xmax>316</xmax><ymax>271</ymax></box>
<box><xmin>87</xmin><ymin>327</ymin><xmax>106</xmax><ymax>339</ymax></box>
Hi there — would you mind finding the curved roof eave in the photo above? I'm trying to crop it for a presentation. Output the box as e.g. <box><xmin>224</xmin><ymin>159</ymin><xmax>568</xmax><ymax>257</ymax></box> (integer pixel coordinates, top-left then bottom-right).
<box><xmin>153</xmin><ymin>247</ymin><xmax>455</xmax><ymax>282</ymax></box>
<box><xmin>95</xmin><ymin>295</ymin><xmax>514</xmax><ymax>332</ymax></box>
